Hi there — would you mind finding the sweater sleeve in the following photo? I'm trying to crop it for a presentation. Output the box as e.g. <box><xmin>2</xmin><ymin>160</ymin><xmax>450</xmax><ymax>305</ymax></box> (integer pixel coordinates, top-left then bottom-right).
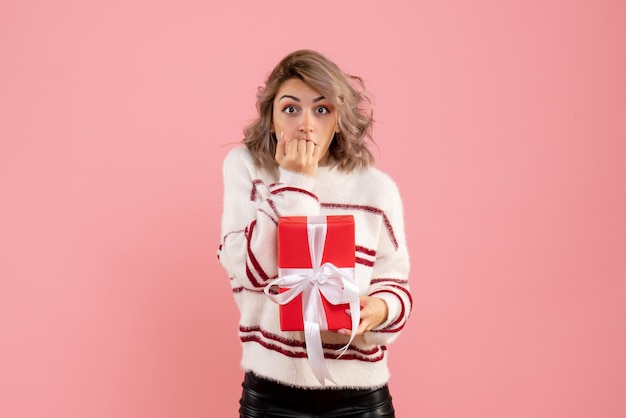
<box><xmin>217</xmin><ymin>147</ymin><xmax>321</xmax><ymax>290</ymax></box>
<box><xmin>363</xmin><ymin>178</ymin><xmax>412</xmax><ymax>346</ymax></box>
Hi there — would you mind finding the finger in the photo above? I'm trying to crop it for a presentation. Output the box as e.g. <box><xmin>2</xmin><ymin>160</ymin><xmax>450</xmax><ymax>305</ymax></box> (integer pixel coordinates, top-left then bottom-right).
<box><xmin>357</xmin><ymin>305</ymin><xmax>370</xmax><ymax>318</ymax></box>
<box><xmin>306</xmin><ymin>140</ymin><xmax>316</xmax><ymax>156</ymax></box>
<box><xmin>285</xmin><ymin>135</ymin><xmax>300</xmax><ymax>156</ymax></box>
<box><xmin>274</xmin><ymin>132</ymin><xmax>286</xmax><ymax>160</ymax></box>
<box><xmin>297</xmin><ymin>138</ymin><xmax>308</xmax><ymax>154</ymax></box>
<box><xmin>312</xmin><ymin>141</ymin><xmax>322</xmax><ymax>160</ymax></box>
<box><xmin>356</xmin><ymin>321</ymin><xmax>370</xmax><ymax>335</ymax></box>
<box><xmin>337</xmin><ymin>325</ymin><xmax>366</xmax><ymax>336</ymax></box>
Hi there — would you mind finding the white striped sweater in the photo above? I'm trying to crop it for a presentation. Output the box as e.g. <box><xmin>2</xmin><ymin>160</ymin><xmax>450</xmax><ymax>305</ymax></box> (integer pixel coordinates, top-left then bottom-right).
<box><xmin>217</xmin><ymin>146</ymin><xmax>412</xmax><ymax>389</ymax></box>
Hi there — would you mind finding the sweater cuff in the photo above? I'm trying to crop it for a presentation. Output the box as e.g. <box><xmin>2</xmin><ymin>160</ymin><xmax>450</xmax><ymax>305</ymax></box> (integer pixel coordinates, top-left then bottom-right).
<box><xmin>278</xmin><ymin>167</ymin><xmax>316</xmax><ymax>191</ymax></box>
<box><xmin>372</xmin><ymin>293</ymin><xmax>401</xmax><ymax>331</ymax></box>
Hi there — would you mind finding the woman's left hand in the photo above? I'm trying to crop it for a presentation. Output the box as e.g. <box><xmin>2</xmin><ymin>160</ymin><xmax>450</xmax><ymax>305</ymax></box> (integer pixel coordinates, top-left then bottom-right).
<box><xmin>338</xmin><ymin>295</ymin><xmax>388</xmax><ymax>336</ymax></box>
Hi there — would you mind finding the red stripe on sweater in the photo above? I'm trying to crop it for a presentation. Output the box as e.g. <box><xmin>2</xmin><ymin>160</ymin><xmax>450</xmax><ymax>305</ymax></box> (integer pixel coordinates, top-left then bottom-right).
<box><xmin>355</xmin><ymin>257</ymin><xmax>374</xmax><ymax>267</ymax></box>
<box><xmin>250</xmin><ymin>179</ymin><xmax>265</xmax><ymax>201</ymax></box>
<box><xmin>240</xmin><ymin>334</ymin><xmax>386</xmax><ymax>363</ymax></box>
<box><xmin>372</xmin><ymin>283</ymin><xmax>412</xmax><ymax>309</ymax></box>
<box><xmin>258</xmin><ymin>208</ymin><xmax>278</xmax><ymax>226</ymax></box>
<box><xmin>245</xmin><ymin>220</ymin><xmax>271</xmax><ymax>287</ymax></box>
<box><xmin>321</xmin><ymin>203</ymin><xmax>398</xmax><ymax>250</ymax></box>
<box><xmin>232</xmin><ymin>286</ymin><xmax>265</xmax><ymax>294</ymax></box>
<box><xmin>389</xmin><ymin>284</ymin><xmax>413</xmax><ymax>309</ymax></box>
<box><xmin>356</xmin><ymin>245</ymin><xmax>376</xmax><ymax>256</ymax></box>
<box><xmin>370</xmin><ymin>285</ymin><xmax>413</xmax><ymax>332</ymax></box>
<box><xmin>355</xmin><ymin>246</ymin><xmax>376</xmax><ymax>267</ymax></box>
<box><xmin>267</xmin><ymin>199</ymin><xmax>281</xmax><ymax>218</ymax></box>
<box><xmin>271</xmin><ymin>186</ymin><xmax>319</xmax><ymax>201</ymax></box>
<box><xmin>219</xmin><ymin>229</ymin><xmax>245</xmax><ymax>261</ymax></box>
<box><xmin>370</xmin><ymin>290</ymin><xmax>406</xmax><ymax>331</ymax></box>
<box><xmin>240</xmin><ymin>335</ymin><xmax>307</xmax><ymax>359</ymax></box>
<box><xmin>371</xmin><ymin>278</ymin><xmax>409</xmax><ymax>285</ymax></box>
<box><xmin>222</xmin><ymin>229</ymin><xmax>245</xmax><ymax>243</ymax></box>
<box><xmin>245</xmin><ymin>263</ymin><xmax>263</xmax><ymax>288</ymax></box>
<box><xmin>239</xmin><ymin>325</ymin><xmax>382</xmax><ymax>356</ymax></box>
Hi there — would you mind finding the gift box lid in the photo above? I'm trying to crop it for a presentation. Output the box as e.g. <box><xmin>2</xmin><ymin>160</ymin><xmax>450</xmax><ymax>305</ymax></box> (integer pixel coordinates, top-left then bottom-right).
<box><xmin>277</xmin><ymin>215</ymin><xmax>355</xmax><ymax>269</ymax></box>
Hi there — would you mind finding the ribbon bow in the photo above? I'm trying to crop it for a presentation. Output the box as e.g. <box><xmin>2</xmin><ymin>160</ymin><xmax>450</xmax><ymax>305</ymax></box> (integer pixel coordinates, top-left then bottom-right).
<box><xmin>264</xmin><ymin>216</ymin><xmax>360</xmax><ymax>385</ymax></box>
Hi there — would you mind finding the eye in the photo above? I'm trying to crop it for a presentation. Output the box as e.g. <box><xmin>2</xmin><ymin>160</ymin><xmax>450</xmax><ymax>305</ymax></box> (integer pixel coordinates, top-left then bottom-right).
<box><xmin>282</xmin><ymin>105</ymin><xmax>297</xmax><ymax>114</ymax></box>
<box><xmin>315</xmin><ymin>106</ymin><xmax>330</xmax><ymax>114</ymax></box>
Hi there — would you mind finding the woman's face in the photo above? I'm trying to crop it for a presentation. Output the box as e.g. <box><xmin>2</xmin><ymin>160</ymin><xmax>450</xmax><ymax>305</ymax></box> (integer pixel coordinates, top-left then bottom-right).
<box><xmin>272</xmin><ymin>78</ymin><xmax>339</xmax><ymax>165</ymax></box>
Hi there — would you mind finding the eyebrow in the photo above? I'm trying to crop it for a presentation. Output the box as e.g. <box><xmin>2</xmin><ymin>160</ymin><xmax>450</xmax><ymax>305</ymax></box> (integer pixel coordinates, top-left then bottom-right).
<box><xmin>279</xmin><ymin>95</ymin><xmax>326</xmax><ymax>103</ymax></box>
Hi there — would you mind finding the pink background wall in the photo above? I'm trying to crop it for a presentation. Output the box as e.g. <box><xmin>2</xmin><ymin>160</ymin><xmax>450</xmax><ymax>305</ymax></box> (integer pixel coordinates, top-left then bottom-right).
<box><xmin>2</xmin><ymin>1</ymin><xmax>625</xmax><ymax>417</ymax></box>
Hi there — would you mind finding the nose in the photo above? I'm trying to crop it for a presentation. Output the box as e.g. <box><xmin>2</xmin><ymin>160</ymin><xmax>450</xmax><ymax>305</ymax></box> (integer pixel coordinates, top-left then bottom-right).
<box><xmin>298</xmin><ymin>112</ymin><xmax>313</xmax><ymax>133</ymax></box>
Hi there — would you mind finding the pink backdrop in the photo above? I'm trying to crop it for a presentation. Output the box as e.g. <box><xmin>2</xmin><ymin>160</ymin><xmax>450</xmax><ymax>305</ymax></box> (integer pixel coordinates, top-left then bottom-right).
<box><xmin>2</xmin><ymin>1</ymin><xmax>625</xmax><ymax>417</ymax></box>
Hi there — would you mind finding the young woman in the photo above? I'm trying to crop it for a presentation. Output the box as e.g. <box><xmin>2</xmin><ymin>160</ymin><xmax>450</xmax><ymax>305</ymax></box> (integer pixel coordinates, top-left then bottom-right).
<box><xmin>218</xmin><ymin>49</ymin><xmax>412</xmax><ymax>417</ymax></box>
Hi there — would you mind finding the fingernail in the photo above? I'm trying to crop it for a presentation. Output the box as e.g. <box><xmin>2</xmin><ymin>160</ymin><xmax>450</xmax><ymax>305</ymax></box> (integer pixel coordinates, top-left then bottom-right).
<box><xmin>280</xmin><ymin>131</ymin><xmax>284</xmax><ymax>140</ymax></box>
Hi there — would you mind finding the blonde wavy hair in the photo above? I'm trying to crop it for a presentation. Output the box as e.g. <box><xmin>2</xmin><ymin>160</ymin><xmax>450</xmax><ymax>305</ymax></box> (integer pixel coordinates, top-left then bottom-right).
<box><xmin>243</xmin><ymin>49</ymin><xmax>375</xmax><ymax>172</ymax></box>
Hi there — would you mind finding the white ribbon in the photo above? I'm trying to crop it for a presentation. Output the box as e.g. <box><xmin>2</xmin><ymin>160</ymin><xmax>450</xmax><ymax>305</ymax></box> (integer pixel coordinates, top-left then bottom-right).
<box><xmin>264</xmin><ymin>216</ymin><xmax>360</xmax><ymax>385</ymax></box>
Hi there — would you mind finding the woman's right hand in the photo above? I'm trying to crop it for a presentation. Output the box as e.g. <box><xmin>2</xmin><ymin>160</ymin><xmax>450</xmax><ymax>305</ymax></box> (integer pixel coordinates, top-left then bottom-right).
<box><xmin>275</xmin><ymin>132</ymin><xmax>321</xmax><ymax>177</ymax></box>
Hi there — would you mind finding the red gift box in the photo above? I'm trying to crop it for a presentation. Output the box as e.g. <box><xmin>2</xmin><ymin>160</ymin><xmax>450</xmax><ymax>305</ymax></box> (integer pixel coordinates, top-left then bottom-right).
<box><xmin>277</xmin><ymin>215</ymin><xmax>355</xmax><ymax>331</ymax></box>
